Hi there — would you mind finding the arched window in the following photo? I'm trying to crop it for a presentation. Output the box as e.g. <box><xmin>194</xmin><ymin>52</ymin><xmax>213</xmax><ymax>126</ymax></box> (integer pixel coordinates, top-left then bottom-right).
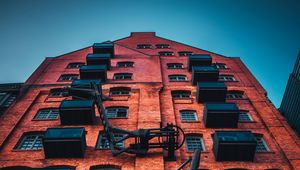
<box><xmin>178</xmin><ymin>51</ymin><xmax>193</xmax><ymax>56</ymax></box>
<box><xmin>113</xmin><ymin>73</ymin><xmax>132</xmax><ymax>80</ymax></box>
<box><xmin>117</xmin><ymin>61</ymin><xmax>134</xmax><ymax>68</ymax></box>
<box><xmin>33</xmin><ymin>108</ymin><xmax>59</xmax><ymax>120</ymax></box>
<box><xmin>167</xmin><ymin>63</ymin><xmax>184</xmax><ymax>69</ymax></box>
<box><xmin>226</xmin><ymin>90</ymin><xmax>245</xmax><ymax>99</ymax></box>
<box><xmin>109</xmin><ymin>87</ymin><xmax>131</xmax><ymax>96</ymax></box>
<box><xmin>67</xmin><ymin>62</ymin><xmax>85</xmax><ymax>69</ymax></box>
<box><xmin>105</xmin><ymin>106</ymin><xmax>128</xmax><ymax>118</ymax></box>
<box><xmin>171</xmin><ymin>90</ymin><xmax>191</xmax><ymax>99</ymax></box>
<box><xmin>168</xmin><ymin>75</ymin><xmax>187</xmax><ymax>81</ymax></box>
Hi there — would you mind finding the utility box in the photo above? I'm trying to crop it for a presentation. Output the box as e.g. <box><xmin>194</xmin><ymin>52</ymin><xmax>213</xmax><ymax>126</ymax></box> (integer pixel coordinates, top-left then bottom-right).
<box><xmin>188</xmin><ymin>54</ymin><xmax>212</xmax><ymax>71</ymax></box>
<box><xmin>203</xmin><ymin>103</ymin><xmax>239</xmax><ymax>128</ymax></box>
<box><xmin>192</xmin><ymin>66</ymin><xmax>219</xmax><ymax>84</ymax></box>
<box><xmin>43</xmin><ymin>128</ymin><xmax>86</xmax><ymax>158</ymax></box>
<box><xmin>59</xmin><ymin>100</ymin><xmax>95</xmax><ymax>125</ymax></box>
<box><xmin>93</xmin><ymin>43</ymin><xmax>114</xmax><ymax>57</ymax></box>
<box><xmin>213</xmin><ymin>131</ymin><xmax>257</xmax><ymax>161</ymax></box>
<box><xmin>80</xmin><ymin>65</ymin><xmax>107</xmax><ymax>81</ymax></box>
<box><xmin>196</xmin><ymin>82</ymin><xmax>227</xmax><ymax>103</ymax></box>
<box><xmin>86</xmin><ymin>53</ymin><xmax>111</xmax><ymax>69</ymax></box>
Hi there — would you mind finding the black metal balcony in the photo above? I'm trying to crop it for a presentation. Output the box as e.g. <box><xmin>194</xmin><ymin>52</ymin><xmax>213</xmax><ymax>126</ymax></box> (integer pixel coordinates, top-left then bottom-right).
<box><xmin>59</xmin><ymin>100</ymin><xmax>95</xmax><ymax>125</ymax></box>
<box><xmin>192</xmin><ymin>66</ymin><xmax>219</xmax><ymax>85</ymax></box>
<box><xmin>188</xmin><ymin>54</ymin><xmax>212</xmax><ymax>71</ymax></box>
<box><xmin>213</xmin><ymin>131</ymin><xmax>257</xmax><ymax>161</ymax></box>
<box><xmin>79</xmin><ymin>65</ymin><xmax>107</xmax><ymax>81</ymax></box>
<box><xmin>196</xmin><ymin>82</ymin><xmax>227</xmax><ymax>103</ymax></box>
<box><xmin>203</xmin><ymin>103</ymin><xmax>239</xmax><ymax>128</ymax></box>
<box><xmin>93</xmin><ymin>43</ymin><xmax>114</xmax><ymax>57</ymax></box>
<box><xmin>86</xmin><ymin>53</ymin><xmax>111</xmax><ymax>69</ymax></box>
<box><xmin>43</xmin><ymin>128</ymin><xmax>86</xmax><ymax>158</ymax></box>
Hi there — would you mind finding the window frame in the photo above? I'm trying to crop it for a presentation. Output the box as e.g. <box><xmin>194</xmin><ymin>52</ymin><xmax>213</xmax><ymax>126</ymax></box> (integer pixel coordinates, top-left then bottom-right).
<box><xmin>96</xmin><ymin>132</ymin><xmax>125</xmax><ymax>149</ymax></box>
<box><xmin>155</xmin><ymin>44</ymin><xmax>170</xmax><ymax>49</ymax></box>
<box><xmin>66</xmin><ymin>62</ymin><xmax>85</xmax><ymax>69</ymax></box>
<box><xmin>167</xmin><ymin>63</ymin><xmax>184</xmax><ymax>69</ymax></box>
<box><xmin>214</xmin><ymin>63</ymin><xmax>228</xmax><ymax>69</ymax></box>
<box><xmin>109</xmin><ymin>87</ymin><xmax>131</xmax><ymax>96</ymax></box>
<box><xmin>113</xmin><ymin>73</ymin><xmax>133</xmax><ymax>80</ymax></box>
<box><xmin>218</xmin><ymin>75</ymin><xmax>236</xmax><ymax>82</ymax></box>
<box><xmin>238</xmin><ymin>111</ymin><xmax>253</xmax><ymax>122</ymax></box>
<box><xmin>171</xmin><ymin>90</ymin><xmax>192</xmax><ymax>99</ymax></box>
<box><xmin>158</xmin><ymin>51</ymin><xmax>174</xmax><ymax>56</ymax></box>
<box><xmin>178</xmin><ymin>51</ymin><xmax>193</xmax><ymax>56</ymax></box>
<box><xmin>15</xmin><ymin>133</ymin><xmax>44</xmax><ymax>150</ymax></box>
<box><xmin>58</xmin><ymin>74</ymin><xmax>79</xmax><ymax>82</ymax></box>
<box><xmin>105</xmin><ymin>106</ymin><xmax>129</xmax><ymax>118</ymax></box>
<box><xmin>48</xmin><ymin>88</ymin><xmax>65</xmax><ymax>97</ymax></box>
<box><xmin>185</xmin><ymin>135</ymin><xmax>205</xmax><ymax>152</ymax></box>
<box><xmin>168</xmin><ymin>75</ymin><xmax>188</xmax><ymax>82</ymax></box>
<box><xmin>137</xmin><ymin>44</ymin><xmax>152</xmax><ymax>49</ymax></box>
<box><xmin>33</xmin><ymin>108</ymin><xmax>59</xmax><ymax>120</ymax></box>
<box><xmin>255</xmin><ymin>136</ymin><xmax>270</xmax><ymax>152</ymax></box>
<box><xmin>226</xmin><ymin>91</ymin><xmax>245</xmax><ymax>99</ymax></box>
<box><xmin>180</xmin><ymin>110</ymin><xmax>198</xmax><ymax>121</ymax></box>
<box><xmin>116</xmin><ymin>61</ymin><xmax>134</xmax><ymax>68</ymax></box>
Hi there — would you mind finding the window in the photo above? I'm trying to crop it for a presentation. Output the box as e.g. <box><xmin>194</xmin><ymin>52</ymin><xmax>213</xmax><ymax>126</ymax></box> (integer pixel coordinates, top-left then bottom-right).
<box><xmin>34</xmin><ymin>108</ymin><xmax>59</xmax><ymax>120</ymax></box>
<box><xmin>226</xmin><ymin>91</ymin><xmax>245</xmax><ymax>99</ymax></box>
<box><xmin>185</xmin><ymin>136</ymin><xmax>205</xmax><ymax>151</ymax></box>
<box><xmin>218</xmin><ymin>75</ymin><xmax>236</xmax><ymax>82</ymax></box>
<box><xmin>137</xmin><ymin>44</ymin><xmax>151</xmax><ymax>49</ymax></box>
<box><xmin>171</xmin><ymin>90</ymin><xmax>191</xmax><ymax>99</ymax></box>
<box><xmin>167</xmin><ymin>63</ymin><xmax>184</xmax><ymax>69</ymax></box>
<box><xmin>156</xmin><ymin>44</ymin><xmax>170</xmax><ymax>49</ymax></box>
<box><xmin>67</xmin><ymin>62</ymin><xmax>85</xmax><ymax>69</ymax></box>
<box><xmin>180</xmin><ymin>110</ymin><xmax>198</xmax><ymax>121</ymax></box>
<box><xmin>113</xmin><ymin>73</ymin><xmax>132</xmax><ymax>80</ymax></box>
<box><xmin>158</xmin><ymin>51</ymin><xmax>174</xmax><ymax>56</ymax></box>
<box><xmin>117</xmin><ymin>61</ymin><xmax>134</xmax><ymax>68</ymax></box>
<box><xmin>255</xmin><ymin>136</ymin><xmax>269</xmax><ymax>152</ymax></box>
<box><xmin>96</xmin><ymin>132</ymin><xmax>124</xmax><ymax>149</ymax></box>
<box><xmin>178</xmin><ymin>51</ymin><xmax>193</xmax><ymax>56</ymax></box>
<box><xmin>239</xmin><ymin>112</ymin><xmax>253</xmax><ymax>122</ymax></box>
<box><xmin>58</xmin><ymin>74</ymin><xmax>78</xmax><ymax>81</ymax></box>
<box><xmin>49</xmin><ymin>89</ymin><xmax>65</xmax><ymax>97</ymax></box>
<box><xmin>16</xmin><ymin>134</ymin><xmax>43</xmax><ymax>150</ymax></box>
<box><xmin>214</xmin><ymin>63</ymin><xmax>227</xmax><ymax>69</ymax></box>
<box><xmin>110</xmin><ymin>87</ymin><xmax>131</xmax><ymax>96</ymax></box>
<box><xmin>105</xmin><ymin>107</ymin><xmax>128</xmax><ymax>118</ymax></box>
<box><xmin>169</xmin><ymin>75</ymin><xmax>187</xmax><ymax>81</ymax></box>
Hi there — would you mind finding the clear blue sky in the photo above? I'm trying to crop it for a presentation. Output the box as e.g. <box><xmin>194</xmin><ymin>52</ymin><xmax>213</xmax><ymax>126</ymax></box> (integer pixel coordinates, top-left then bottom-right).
<box><xmin>0</xmin><ymin>0</ymin><xmax>299</xmax><ymax>107</ymax></box>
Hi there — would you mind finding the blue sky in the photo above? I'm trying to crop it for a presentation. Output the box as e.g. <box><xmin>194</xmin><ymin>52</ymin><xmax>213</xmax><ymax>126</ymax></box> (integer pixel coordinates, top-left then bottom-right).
<box><xmin>0</xmin><ymin>0</ymin><xmax>299</xmax><ymax>107</ymax></box>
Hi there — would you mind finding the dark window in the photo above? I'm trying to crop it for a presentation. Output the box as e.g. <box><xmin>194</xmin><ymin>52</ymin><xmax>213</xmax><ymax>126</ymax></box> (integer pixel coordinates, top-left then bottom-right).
<box><xmin>58</xmin><ymin>74</ymin><xmax>78</xmax><ymax>81</ymax></box>
<box><xmin>226</xmin><ymin>91</ymin><xmax>245</xmax><ymax>99</ymax></box>
<box><xmin>49</xmin><ymin>89</ymin><xmax>65</xmax><ymax>97</ymax></box>
<box><xmin>34</xmin><ymin>108</ymin><xmax>59</xmax><ymax>120</ymax></box>
<box><xmin>67</xmin><ymin>62</ymin><xmax>85</xmax><ymax>69</ymax></box>
<box><xmin>180</xmin><ymin>110</ymin><xmax>198</xmax><ymax>121</ymax></box>
<box><xmin>178</xmin><ymin>51</ymin><xmax>193</xmax><ymax>56</ymax></box>
<box><xmin>158</xmin><ymin>51</ymin><xmax>174</xmax><ymax>56</ymax></box>
<box><xmin>167</xmin><ymin>63</ymin><xmax>184</xmax><ymax>69</ymax></box>
<box><xmin>218</xmin><ymin>75</ymin><xmax>236</xmax><ymax>82</ymax></box>
<box><xmin>239</xmin><ymin>112</ymin><xmax>253</xmax><ymax>122</ymax></box>
<box><xmin>185</xmin><ymin>135</ymin><xmax>205</xmax><ymax>151</ymax></box>
<box><xmin>96</xmin><ymin>133</ymin><xmax>124</xmax><ymax>149</ymax></box>
<box><xmin>156</xmin><ymin>44</ymin><xmax>170</xmax><ymax>49</ymax></box>
<box><xmin>16</xmin><ymin>134</ymin><xmax>43</xmax><ymax>150</ymax></box>
<box><xmin>113</xmin><ymin>73</ymin><xmax>132</xmax><ymax>80</ymax></box>
<box><xmin>169</xmin><ymin>75</ymin><xmax>187</xmax><ymax>81</ymax></box>
<box><xmin>214</xmin><ymin>63</ymin><xmax>227</xmax><ymax>69</ymax></box>
<box><xmin>110</xmin><ymin>87</ymin><xmax>131</xmax><ymax>96</ymax></box>
<box><xmin>117</xmin><ymin>61</ymin><xmax>134</xmax><ymax>68</ymax></box>
<box><xmin>137</xmin><ymin>44</ymin><xmax>151</xmax><ymax>49</ymax></box>
<box><xmin>255</xmin><ymin>136</ymin><xmax>269</xmax><ymax>152</ymax></box>
<box><xmin>105</xmin><ymin>107</ymin><xmax>128</xmax><ymax>118</ymax></box>
<box><xmin>171</xmin><ymin>90</ymin><xmax>191</xmax><ymax>99</ymax></box>
<box><xmin>1</xmin><ymin>93</ymin><xmax>17</xmax><ymax>107</ymax></box>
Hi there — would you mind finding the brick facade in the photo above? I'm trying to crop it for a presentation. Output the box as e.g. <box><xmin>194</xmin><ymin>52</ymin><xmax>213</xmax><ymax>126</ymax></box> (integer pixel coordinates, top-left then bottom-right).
<box><xmin>0</xmin><ymin>32</ymin><xmax>300</xmax><ymax>170</ymax></box>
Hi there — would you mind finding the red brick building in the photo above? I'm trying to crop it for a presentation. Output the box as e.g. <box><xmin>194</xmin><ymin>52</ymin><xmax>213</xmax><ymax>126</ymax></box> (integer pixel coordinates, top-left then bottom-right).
<box><xmin>0</xmin><ymin>32</ymin><xmax>300</xmax><ymax>170</ymax></box>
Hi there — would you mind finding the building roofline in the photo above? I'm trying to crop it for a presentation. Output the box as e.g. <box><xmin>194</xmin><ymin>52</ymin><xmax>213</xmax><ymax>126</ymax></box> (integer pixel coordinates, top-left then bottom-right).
<box><xmin>46</xmin><ymin>46</ymin><xmax>91</xmax><ymax>59</ymax></box>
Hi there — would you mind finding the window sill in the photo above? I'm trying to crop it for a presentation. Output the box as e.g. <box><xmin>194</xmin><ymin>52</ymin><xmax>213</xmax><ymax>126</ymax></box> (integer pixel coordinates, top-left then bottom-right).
<box><xmin>12</xmin><ymin>149</ymin><xmax>43</xmax><ymax>152</ymax></box>
<box><xmin>181</xmin><ymin>120</ymin><xmax>199</xmax><ymax>123</ymax></box>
